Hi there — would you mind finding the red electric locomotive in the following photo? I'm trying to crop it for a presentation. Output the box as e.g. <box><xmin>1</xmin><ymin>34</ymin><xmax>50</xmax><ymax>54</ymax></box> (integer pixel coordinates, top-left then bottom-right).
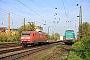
<box><xmin>20</xmin><ymin>31</ymin><xmax>47</xmax><ymax>47</ymax></box>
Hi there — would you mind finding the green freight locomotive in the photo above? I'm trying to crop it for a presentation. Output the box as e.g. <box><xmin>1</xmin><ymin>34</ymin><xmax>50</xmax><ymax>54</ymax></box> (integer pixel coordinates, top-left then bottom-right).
<box><xmin>64</xmin><ymin>30</ymin><xmax>75</xmax><ymax>44</ymax></box>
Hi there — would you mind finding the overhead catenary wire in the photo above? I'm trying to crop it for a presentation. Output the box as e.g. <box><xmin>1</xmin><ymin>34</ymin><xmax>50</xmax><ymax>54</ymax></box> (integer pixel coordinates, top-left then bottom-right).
<box><xmin>60</xmin><ymin>0</ymin><xmax>82</xmax><ymax>30</ymax></box>
<box><xmin>62</xmin><ymin>0</ymin><xmax>68</xmax><ymax>20</ymax></box>
<box><xmin>30</xmin><ymin>0</ymin><xmax>53</xmax><ymax>18</ymax></box>
<box><xmin>0</xmin><ymin>0</ymin><xmax>20</xmax><ymax>12</ymax></box>
<box><xmin>60</xmin><ymin>0</ymin><xmax>84</xmax><ymax>21</ymax></box>
<box><xmin>42</xmin><ymin>0</ymin><xmax>74</xmax><ymax>28</ymax></box>
<box><xmin>44</xmin><ymin>0</ymin><xmax>63</xmax><ymax>25</ymax></box>
<box><xmin>30</xmin><ymin>0</ymin><xmax>48</xmax><ymax>16</ymax></box>
<box><xmin>0</xmin><ymin>0</ymin><xmax>64</xmax><ymax>28</ymax></box>
<box><xmin>0</xmin><ymin>8</ymin><xmax>24</xmax><ymax>18</ymax></box>
<box><xmin>0</xmin><ymin>0</ymin><xmax>47</xmax><ymax>25</ymax></box>
<box><xmin>15</xmin><ymin>0</ymin><xmax>44</xmax><ymax>19</ymax></box>
<box><xmin>44</xmin><ymin>0</ymin><xmax>56</xmax><ymax>8</ymax></box>
<box><xmin>44</xmin><ymin>0</ymin><xmax>61</xmax><ymax>20</ymax></box>
<box><xmin>42</xmin><ymin>0</ymin><xmax>65</xmax><ymax>24</ymax></box>
<box><xmin>0</xmin><ymin>1</ymin><xmax>54</xmax><ymax>31</ymax></box>
<box><xmin>15</xmin><ymin>0</ymin><xmax>53</xmax><ymax>25</ymax></box>
<box><xmin>83</xmin><ymin>2</ymin><xmax>90</xmax><ymax>12</ymax></box>
<box><xmin>30</xmin><ymin>0</ymin><xmax>58</xmax><ymax>24</ymax></box>
<box><xmin>66</xmin><ymin>0</ymin><xmax>84</xmax><ymax>22</ymax></box>
<box><xmin>63</xmin><ymin>0</ymin><xmax>85</xmax><ymax>30</ymax></box>
<box><xmin>67</xmin><ymin>0</ymin><xmax>83</xmax><ymax>15</ymax></box>
<box><xmin>64</xmin><ymin>0</ymin><xmax>68</xmax><ymax>14</ymax></box>
<box><xmin>0</xmin><ymin>0</ymin><xmax>89</xmax><ymax>32</ymax></box>
<box><xmin>0</xmin><ymin>8</ymin><xmax>45</xmax><ymax>25</ymax></box>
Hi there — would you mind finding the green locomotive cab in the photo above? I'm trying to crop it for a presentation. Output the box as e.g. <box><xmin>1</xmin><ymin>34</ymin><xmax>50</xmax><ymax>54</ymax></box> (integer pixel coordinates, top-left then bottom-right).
<box><xmin>64</xmin><ymin>30</ymin><xmax>75</xmax><ymax>45</ymax></box>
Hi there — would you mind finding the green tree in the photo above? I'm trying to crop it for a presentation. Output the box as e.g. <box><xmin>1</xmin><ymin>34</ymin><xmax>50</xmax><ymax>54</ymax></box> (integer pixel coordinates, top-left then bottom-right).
<box><xmin>54</xmin><ymin>32</ymin><xmax>60</xmax><ymax>40</ymax></box>
<box><xmin>50</xmin><ymin>33</ymin><xmax>60</xmax><ymax>40</ymax></box>
<box><xmin>51</xmin><ymin>33</ymin><xmax>55</xmax><ymax>40</ymax></box>
<box><xmin>18</xmin><ymin>23</ymin><xmax>36</xmax><ymax>34</ymax></box>
<box><xmin>46</xmin><ymin>33</ymin><xmax>50</xmax><ymax>40</ymax></box>
<box><xmin>28</xmin><ymin>22</ymin><xmax>36</xmax><ymax>30</ymax></box>
<box><xmin>54</xmin><ymin>33</ymin><xmax>60</xmax><ymax>40</ymax></box>
<box><xmin>78</xmin><ymin>22</ymin><xmax>90</xmax><ymax>38</ymax></box>
<box><xmin>69</xmin><ymin>22</ymin><xmax>90</xmax><ymax>60</ymax></box>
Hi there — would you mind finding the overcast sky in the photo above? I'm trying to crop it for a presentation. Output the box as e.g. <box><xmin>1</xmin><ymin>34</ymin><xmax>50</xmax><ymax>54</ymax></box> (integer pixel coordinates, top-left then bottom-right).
<box><xmin>0</xmin><ymin>0</ymin><xmax>90</xmax><ymax>36</ymax></box>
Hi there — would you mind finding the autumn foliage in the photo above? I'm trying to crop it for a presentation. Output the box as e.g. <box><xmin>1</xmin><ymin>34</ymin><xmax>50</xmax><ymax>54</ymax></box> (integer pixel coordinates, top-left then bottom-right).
<box><xmin>69</xmin><ymin>22</ymin><xmax>90</xmax><ymax>60</ymax></box>
<box><xmin>0</xmin><ymin>30</ymin><xmax>20</xmax><ymax>42</ymax></box>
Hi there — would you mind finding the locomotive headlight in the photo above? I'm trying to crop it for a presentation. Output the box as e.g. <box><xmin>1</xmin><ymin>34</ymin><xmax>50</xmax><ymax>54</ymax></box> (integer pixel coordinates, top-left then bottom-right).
<box><xmin>28</xmin><ymin>37</ymin><xmax>30</xmax><ymax>39</ymax></box>
<box><xmin>66</xmin><ymin>38</ymin><xmax>68</xmax><ymax>39</ymax></box>
<box><xmin>47</xmin><ymin>41</ymin><xmax>49</xmax><ymax>42</ymax></box>
<box><xmin>21</xmin><ymin>37</ymin><xmax>24</xmax><ymax>39</ymax></box>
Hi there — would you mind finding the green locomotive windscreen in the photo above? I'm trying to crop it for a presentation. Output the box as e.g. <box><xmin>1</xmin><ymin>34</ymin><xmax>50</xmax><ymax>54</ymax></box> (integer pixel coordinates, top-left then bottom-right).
<box><xmin>64</xmin><ymin>30</ymin><xmax>75</xmax><ymax>38</ymax></box>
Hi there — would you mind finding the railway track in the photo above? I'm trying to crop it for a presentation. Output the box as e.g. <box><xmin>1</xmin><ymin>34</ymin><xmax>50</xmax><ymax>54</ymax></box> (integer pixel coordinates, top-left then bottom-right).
<box><xmin>0</xmin><ymin>43</ymin><xmax>21</xmax><ymax>49</ymax></box>
<box><xmin>44</xmin><ymin>45</ymin><xmax>72</xmax><ymax>60</ymax></box>
<box><xmin>0</xmin><ymin>42</ymin><xmax>62</xmax><ymax>60</ymax></box>
<box><xmin>0</xmin><ymin>46</ymin><xmax>22</xmax><ymax>55</ymax></box>
<box><xmin>0</xmin><ymin>43</ymin><xmax>22</xmax><ymax>55</ymax></box>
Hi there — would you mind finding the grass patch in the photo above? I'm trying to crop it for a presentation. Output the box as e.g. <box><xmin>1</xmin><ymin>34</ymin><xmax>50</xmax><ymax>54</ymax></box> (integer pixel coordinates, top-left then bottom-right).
<box><xmin>0</xmin><ymin>42</ymin><xmax>19</xmax><ymax>44</ymax></box>
<box><xmin>68</xmin><ymin>37</ymin><xmax>90</xmax><ymax>60</ymax></box>
<box><xmin>60</xmin><ymin>56</ymin><xmax>67</xmax><ymax>60</ymax></box>
<box><xmin>68</xmin><ymin>51</ymin><xmax>83</xmax><ymax>60</ymax></box>
<box><xmin>68</xmin><ymin>42</ymin><xmax>83</xmax><ymax>60</ymax></box>
<box><xmin>57</xmin><ymin>51</ymin><xmax>61</xmax><ymax>54</ymax></box>
<box><xmin>62</xmin><ymin>51</ymin><xmax>67</xmax><ymax>54</ymax></box>
<box><xmin>52</xmin><ymin>55</ymin><xmax>58</xmax><ymax>58</ymax></box>
<box><xmin>35</xmin><ymin>50</ymin><xmax>54</xmax><ymax>60</ymax></box>
<box><xmin>56</xmin><ymin>44</ymin><xmax>65</xmax><ymax>48</ymax></box>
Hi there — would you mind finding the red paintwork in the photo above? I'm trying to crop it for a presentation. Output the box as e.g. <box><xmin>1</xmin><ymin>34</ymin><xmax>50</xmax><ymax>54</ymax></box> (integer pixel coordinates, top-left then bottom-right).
<box><xmin>20</xmin><ymin>31</ymin><xmax>47</xmax><ymax>45</ymax></box>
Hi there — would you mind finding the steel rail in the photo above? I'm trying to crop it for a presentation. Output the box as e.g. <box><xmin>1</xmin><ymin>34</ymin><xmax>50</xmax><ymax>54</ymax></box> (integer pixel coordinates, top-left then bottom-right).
<box><xmin>0</xmin><ymin>42</ymin><xmax>61</xmax><ymax>60</ymax></box>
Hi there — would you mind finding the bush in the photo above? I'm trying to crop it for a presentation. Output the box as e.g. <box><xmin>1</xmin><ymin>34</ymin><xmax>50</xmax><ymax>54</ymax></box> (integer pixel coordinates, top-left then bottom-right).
<box><xmin>69</xmin><ymin>36</ymin><xmax>90</xmax><ymax>60</ymax></box>
<box><xmin>0</xmin><ymin>30</ymin><xmax>20</xmax><ymax>42</ymax></box>
<box><xmin>0</xmin><ymin>32</ymin><xmax>7</xmax><ymax>42</ymax></box>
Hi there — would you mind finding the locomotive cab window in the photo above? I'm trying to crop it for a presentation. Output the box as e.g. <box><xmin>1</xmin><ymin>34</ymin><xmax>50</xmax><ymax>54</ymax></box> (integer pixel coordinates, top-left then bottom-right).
<box><xmin>22</xmin><ymin>32</ymin><xmax>30</xmax><ymax>36</ymax></box>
